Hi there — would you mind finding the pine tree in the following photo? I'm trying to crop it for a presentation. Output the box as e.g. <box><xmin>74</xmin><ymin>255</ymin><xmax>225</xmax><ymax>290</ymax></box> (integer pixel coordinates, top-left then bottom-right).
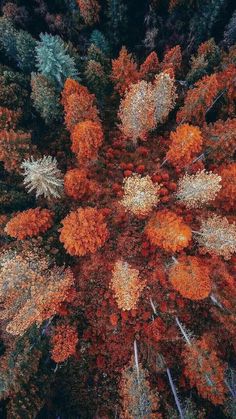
<box><xmin>36</xmin><ymin>33</ymin><xmax>78</xmax><ymax>87</ymax></box>
<box><xmin>31</xmin><ymin>73</ymin><xmax>62</xmax><ymax>124</ymax></box>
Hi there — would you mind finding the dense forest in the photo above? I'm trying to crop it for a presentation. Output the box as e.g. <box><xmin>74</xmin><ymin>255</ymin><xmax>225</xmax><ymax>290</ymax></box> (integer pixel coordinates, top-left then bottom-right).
<box><xmin>0</xmin><ymin>0</ymin><xmax>235</xmax><ymax>417</ymax></box>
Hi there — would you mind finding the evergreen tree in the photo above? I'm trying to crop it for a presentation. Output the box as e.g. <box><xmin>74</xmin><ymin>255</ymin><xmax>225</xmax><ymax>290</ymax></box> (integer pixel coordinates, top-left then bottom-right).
<box><xmin>31</xmin><ymin>73</ymin><xmax>62</xmax><ymax>124</ymax></box>
<box><xmin>36</xmin><ymin>33</ymin><xmax>78</xmax><ymax>87</ymax></box>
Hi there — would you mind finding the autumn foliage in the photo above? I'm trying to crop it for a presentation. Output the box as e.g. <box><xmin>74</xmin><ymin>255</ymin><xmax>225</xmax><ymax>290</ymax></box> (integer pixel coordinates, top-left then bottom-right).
<box><xmin>64</xmin><ymin>168</ymin><xmax>98</xmax><ymax>199</ymax></box>
<box><xmin>111</xmin><ymin>47</ymin><xmax>139</xmax><ymax>95</ymax></box>
<box><xmin>166</xmin><ymin>123</ymin><xmax>203</xmax><ymax>169</ymax></box>
<box><xmin>169</xmin><ymin>255</ymin><xmax>212</xmax><ymax>300</ymax></box>
<box><xmin>145</xmin><ymin>210</ymin><xmax>192</xmax><ymax>252</ymax></box>
<box><xmin>62</xmin><ymin>80</ymin><xmax>100</xmax><ymax>132</ymax></box>
<box><xmin>183</xmin><ymin>337</ymin><xmax>227</xmax><ymax>404</ymax></box>
<box><xmin>0</xmin><ymin>2</ymin><xmax>236</xmax><ymax>418</ymax></box>
<box><xmin>70</xmin><ymin>120</ymin><xmax>103</xmax><ymax>162</ymax></box>
<box><xmin>5</xmin><ymin>208</ymin><xmax>54</xmax><ymax>240</ymax></box>
<box><xmin>59</xmin><ymin>207</ymin><xmax>109</xmax><ymax>256</ymax></box>
<box><xmin>51</xmin><ymin>324</ymin><xmax>78</xmax><ymax>363</ymax></box>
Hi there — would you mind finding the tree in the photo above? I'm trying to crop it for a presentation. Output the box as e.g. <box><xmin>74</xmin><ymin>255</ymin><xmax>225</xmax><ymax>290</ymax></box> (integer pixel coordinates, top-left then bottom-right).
<box><xmin>183</xmin><ymin>336</ymin><xmax>227</xmax><ymax>404</ymax></box>
<box><xmin>111</xmin><ymin>46</ymin><xmax>139</xmax><ymax>95</ymax></box>
<box><xmin>0</xmin><ymin>247</ymin><xmax>74</xmax><ymax>335</ymax></box>
<box><xmin>59</xmin><ymin>207</ymin><xmax>109</xmax><ymax>256</ymax></box>
<box><xmin>0</xmin><ymin>106</ymin><xmax>21</xmax><ymax>130</ymax></box>
<box><xmin>85</xmin><ymin>59</ymin><xmax>109</xmax><ymax>99</ymax></box>
<box><xmin>176</xmin><ymin>74</ymin><xmax>219</xmax><ymax>125</ymax></box>
<box><xmin>31</xmin><ymin>73</ymin><xmax>62</xmax><ymax>124</ymax></box>
<box><xmin>203</xmin><ymin>118</ymin><xmax>236</xmax><ymax>162</ymax></box>
<box><xmin>186</xmin><ymin>39</ymin><xmax>220</xmax><ymax>84</ymax></box>
<box><xmin>120</xmin><ymin>173</ymin><xmax>160</xmax><ymax>217</ymax></box>
<box><xmin>110</xmin><ymin>260</ymin><xmax>146</xmax><ymax>311</ymax></box>
<box><xmin>64</xmin><ymin>168</ymin><xmax>98</xmax><ymax>200</ymax></box>
<box><xmin>145</xmin><ymin>210</ymin><xmax>192</xmax><ymax>252</ymax></box>
<box><xmin>161</xmin><ymin>45</ymin><xmax>182</xmax><ymax>75</ymax></box>
<box><xmin>0</xmin><ymin>17</ymin><xmax>36</xmax><ymax>73</ymax></box>
<box><xmin>176</xmin><ymin>170</ymin><xmax>222</xmax><ymax>208</ymax></box>
<box><xmin>152</xmin><ymin>71</ymin><xmax>177</xmax><ymax>125</ymax></box>
<box><xmin>194</xmin><ymin>215</ymin><xmax>236</xmax><ymax>260</ymax></box>
<box><xmin>63</xmin><ymin>84</ymin><xmax>100</xmax><ymax>132</ymax></box>
<box><xmin>77</xmin><ymin>0</ymin><xmax>100</xmax><ymax>25</ymax></box>
<box><xmin>71</xmin><ymin>120</ymin><xmax>103</xmax><ymax>163</ymax></box>
<box><xmin>5</xmin><ymin>208</ymin><xmax>54</xmax><ymax>240</ymax></box>
<box><xmin>90</xmin><ymin>30</ymin><xmax>110</xmax><ymax>55</ymax></box>
<box><xmin>139</xmin><ymin>51</ymin><xmax>159</xmax><ymax>81</ymax></box>
<box><xmin>215</xmin><ymin>163</ymin><xmax>236</xmax><ymax>212</ymax></box>
<box><xmin>169</xmin><ymin>255</ymin><xmax>212</xmax><ymax>300</ymax></box>
<box><xmin>118</xmin><ymin>80</ymin><xmax>156</xmax><ymax>141</ymax></box>
<box><xmin>36</xmin><ymin>33</ymin><xmax>78</xmax><ymax>87</ymax></box>
<box><xmin>21</xmin><ymin>156</ymin><xmax>64</xmax><ymax>200</ymax></box>
<box><xmin>120</xmin><ymin>356</ymin><xmax>161</xmax><ymax>418</ymax></box>
<box><xmin>0</xmin><ymin>129</ymin><xmax>32</xmax><ymax>173</ymax></box>
<box><xmin>106</xmin><ymin>0</ymin><xmax>128</xmax><ymax>50</ymax></box>
<box><xmin>119</xmin><ymin>72</ymin><xmax>176</xmax><ymax>142</ymax></box>
<box><xmin>166</xmin><ymin>124</ymin><xmax>203</xmax><ymax>170</ymax></box>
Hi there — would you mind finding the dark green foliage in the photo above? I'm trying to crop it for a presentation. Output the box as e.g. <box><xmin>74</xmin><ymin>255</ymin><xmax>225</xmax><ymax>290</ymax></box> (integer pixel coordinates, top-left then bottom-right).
<box><xmin>0</xmin><ymin>17</ymin><xmax>17</xmax><ymax>59</ymax></box>
<box><xmin>85</xmin><ymin>60</ymin><xmax>109</xmax><ymax>100</ymax></box>
<box><xmin>31</xmin><ymin>73</ymin><xmax>62</xmax><ymax>124</ymax></box>
<box><xmin>223</xmin><ymin>10</ymin><xmax>236</xmax><ymax>46</ymax></box>
<box><xmin>36</xmin><ymin>33</ymin><xmax>78</xmax><ymax>87</ymax></box>
<box><xmin>189</xmin><ymin>0</ymin><xmax>225</xmax><ymax>47</ymax></box>
<box><xmin>0</xmin><ymin>181</ymin><xmax>35</xmax><ymax>213</ymax></box>
<box><xmin>90</xmin><ymin>30</ymin><xmax>110</xmax><ymax>55</ymax></box>
<box><xmin>15</xmin><ymin>31</ymin><xmax>36</xmax><ymax>73</ymax></box>
<box><xmin>0</xmin><ymin>17</ymin><xmax>36</xmax><ymax>73</ymax></box>
<box><xmin>106</xmin><ymin>0</ymin><xmax>128</xmax><ymax>50</ymax></box>
<box><xmin>0</xmin><ymin>66</ymin><xmax>30</xmax><ymax>111</ymax></box>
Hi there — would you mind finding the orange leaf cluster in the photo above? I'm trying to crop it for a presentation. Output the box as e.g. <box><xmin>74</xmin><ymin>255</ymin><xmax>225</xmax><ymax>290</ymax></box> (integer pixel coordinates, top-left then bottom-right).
<box><xmin>214</xmin><ymin>162</ymin><xmax>236</xmax><ymax>212</ymax></box>
<box><xmin>62</xmin><ymin>79</ymin><xmax>100</xmax><ymax>132</ymax></box>
<box><xmin>59</xmin><ymin>207</ymin><xmax>109</xmax><ymax>256</ymax></box>
<box><xmin>217</xmin><ymin>64</ymin><xmax>236</xmax><ymax>113</ymax></box>
<box><xmin>51</xmin><ymin>324</ymin><xmax>78</xmax><ymax>363</ymax></box>
<box><xmin>176</xmin><ymin>74</ymin><xmax>219</xmax><ymax>124</ymax></box>
<box><xmin>111</xmin><ymin>47</ymin><xmax>140</xmax><ymax>95</ymax></box>
<box><xmin>64</xmin><ymin>168</ymin><xmax>98</xmax><ymax>200</ymax></box>
<box><xmin>166</xmin><ymin>123</ymin><xmax>203</xmax><ymax>169</ymax></box>
<box><xmin>145</xmin><ymin>210</ymin><xmax>192</xmax><ymax>252</ymax></box>
<box><xmin>77</xmin><ymin>0</ymin><xmax>100</xmax><ymax>25</ymax></box>
<box><xmin>139</xmin><ymin>51</ymin><xmax>159</xmax><ymax>81</ymax></box>
<box><xmin>183</xmin><ymin>337</ymin><xmax>227</xmax><ymax>404</ymax></box>
<box><xmin>0</xmin><ymin>129</ymin><xmax>32</xmax><ymax>173</ymax></box>
<box><xmin>161</xmin><ymin>45</ymin><xmax>182</xmax><ymax>74</ymax></box>
<box><xmin>5</xmin><ymin>208</ymin><xmax>54</xmax><ymax>240</ymax></box>
<box><xmin>71</xmin><ymin>120</ymin><xmax>103</xmax><ymax>162</ymax></box>
<box><xmin>169</xmin><ymin>255</ymin><xmax>212</xmax><ymax>300</ymax></box>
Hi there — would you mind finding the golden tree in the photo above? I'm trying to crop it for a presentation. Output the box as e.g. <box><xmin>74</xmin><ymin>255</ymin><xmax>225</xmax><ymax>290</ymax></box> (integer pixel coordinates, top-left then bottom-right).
<box><xmin>110</xmin><ymin>260</ymin><xmax>146</xmax><ymax>311</ymax></box>
<box><xmin>120</xmin><ymin>173</ymin><xmax>160</xmax><ymax>217</ymax></box>
<box><xmin>169</xmin><ymin>255</ymin><xmax>212</xmax><ymax>300</ymax></box>
<box><xmin>145</xmin><ymin>210</ymin><xmax>192</xmax><ymax>252</ymax></box>
<box><xmin>59</xmin><ymin>207</ymin><xmax>109</xmax><ymax>256</ymax></box>
<box><xmin>166</xmin><ymin>124</ymin><xmax>203</xmax><ymax>170</ymax></box>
